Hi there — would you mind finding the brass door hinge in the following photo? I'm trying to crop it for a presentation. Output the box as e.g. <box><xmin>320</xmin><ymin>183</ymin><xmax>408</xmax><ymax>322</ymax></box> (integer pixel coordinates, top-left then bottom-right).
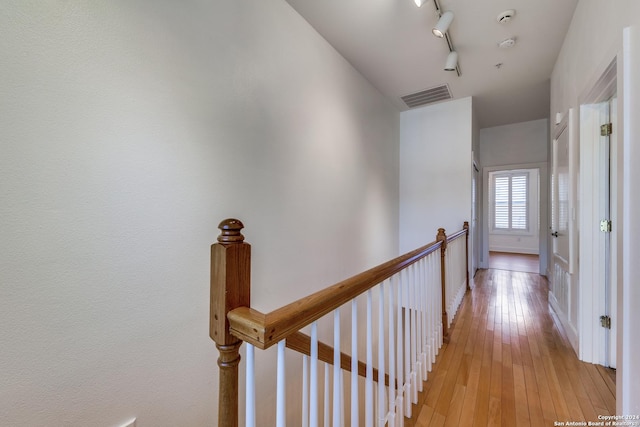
<box><xmin>600</xmin><ymin>315</ymin><xmax>611</xmax><ymax>329</ymax></box>
<box><xmin>601</xmin><ymin>123</ymin><xmax>613</xmax><ymax>136</ymax></box>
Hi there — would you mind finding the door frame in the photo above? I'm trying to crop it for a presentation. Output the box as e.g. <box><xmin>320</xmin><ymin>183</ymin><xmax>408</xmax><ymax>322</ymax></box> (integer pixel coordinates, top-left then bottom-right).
<box><xmin>577</xmin><ymin>58</ymin><xmax>618</xmax><ymax>366</ymax></box>
<box><xmin>481</xmin><ymin>162</ymin><xmax>548</xmax><ymax>275</ymax></box>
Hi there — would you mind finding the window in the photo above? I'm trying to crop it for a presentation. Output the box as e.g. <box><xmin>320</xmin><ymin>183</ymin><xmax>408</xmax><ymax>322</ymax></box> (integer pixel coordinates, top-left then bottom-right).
<box><xmin>492</xmin><ymin>171</ymin><xmax>528</xmax><ymax>231</ymax></box>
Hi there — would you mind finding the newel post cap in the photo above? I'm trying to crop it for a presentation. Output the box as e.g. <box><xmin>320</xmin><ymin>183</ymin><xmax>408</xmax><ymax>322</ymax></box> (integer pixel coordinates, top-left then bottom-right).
<box><xmin>217</xmin><ymin>218</ymin><xmax>245</xmax><ymax>244</ymax></box>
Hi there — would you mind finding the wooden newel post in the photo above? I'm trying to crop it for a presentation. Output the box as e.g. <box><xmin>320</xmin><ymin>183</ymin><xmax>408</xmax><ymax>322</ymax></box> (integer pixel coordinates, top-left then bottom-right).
<box><xmin>436</xmin><ymin>228</ymin><xmax>449</xmax><ymax>342</ymax></box>
<box><xmin>210</xmin><ymin>219</ymin><xmax>251</xmax><ymax>427</ymax></box>
<box><xmin>464</xmin><ymin>221</ymin><xmax>470</xmax><ymax>291</ymax></box>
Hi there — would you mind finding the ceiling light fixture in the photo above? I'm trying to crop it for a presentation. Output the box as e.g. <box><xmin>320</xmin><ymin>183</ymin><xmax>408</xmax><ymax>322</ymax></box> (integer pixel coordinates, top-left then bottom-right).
<box><xmin>432</xmin><ymin>11</ymin><xmax>454</xmax><ymax>38</ymax></box>
<box><xmin>431</xmin><ymin>0</ymin><xmax>461</xmax><ymax>76</ymax></box>
<box><xmin>414</xmin><ymin>0</ymin><xmax>427</xmax><ymax>7</ymax></box>
<box><xmin>444</xmin><ymin>51</ymin><xmax>458</xmax><ymax>71</ymax></box>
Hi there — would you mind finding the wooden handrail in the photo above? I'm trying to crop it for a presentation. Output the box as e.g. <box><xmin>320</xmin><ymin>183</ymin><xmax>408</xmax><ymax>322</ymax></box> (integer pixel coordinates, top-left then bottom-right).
<box><xmin>227</xmin><ymin>239</ymin><xmax>442</xmax><ymax>350</ymax></box>
<box><xmin>446</xmin><ymin>228</ymin><xmax>467</xmax><ymax>242</ymax></box>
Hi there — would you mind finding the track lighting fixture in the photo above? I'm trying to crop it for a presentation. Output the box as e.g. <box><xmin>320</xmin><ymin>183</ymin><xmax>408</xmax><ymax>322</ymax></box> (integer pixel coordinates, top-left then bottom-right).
<box><xmin>444</xmin><ymin>51</ymin><xmax>458</xmax><ymax>71</ymax></box>
<box><xmin>432</xmin><ymin>11</ymin><xmax>454</xmax><ymax>38</ymax></box>
<box><xmin>414</xmin><ymin>0</ymin><xmax>427</xmax><ymax>6</ymax></box>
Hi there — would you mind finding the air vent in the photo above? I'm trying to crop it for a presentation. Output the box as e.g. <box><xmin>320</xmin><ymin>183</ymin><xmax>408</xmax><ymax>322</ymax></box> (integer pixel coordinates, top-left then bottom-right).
<box><xmin>401</xmin><ymin>84</ymin><xmax>452</xmax><ymax>108</ymax></box>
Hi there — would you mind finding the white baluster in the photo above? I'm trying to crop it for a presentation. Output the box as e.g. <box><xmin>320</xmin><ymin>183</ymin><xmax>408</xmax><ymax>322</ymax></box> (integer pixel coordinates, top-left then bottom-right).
<box><xmin>396</xmin><ymin>273</ymin><xmax>404</xmax><ymax>423</ymax></box>
<box><xmin>413</xmin><ymin>264</ymin><xmax>423</xmax><ymax>392</ymax></box>
<box><xmin>388</xmin><ymin>276</ymin><xmax>396</xmax><ymax>423</ymax></box>
<box><xmin>366</xmin><ymin>289</ymin><xmax>374</xmax><ymax>427</ymax></box>
<box><xmin>378</xmin><ymin>282</ymin><xmax>386</xmax><ymax>426</ymax></box>
<box><xmin>428</xmin><ymin>255</ymin><xmax>435</xmax><ymax>367</ymax></box>
<box><xmin>246</xmin><ymin>343</ymin><xmax>256</xmax><ymax>427</ymax></box>
<box><xmin>410</xmin><ymin>265</ymin><xmax>419</xmax><ymax>402</ymax></box>
<box><xmin>311</xmin><ymin>322</ymin><xmax>319</xmax><ymax>427</ymax></box>
<box><xmin>340</xmin><ymin>374</ymin><xmax>345</xmax><ymax>427</ymax></box>
<box><xmin>403</xmin><ymin>270</ymin><xmax>411</xmax><ymax>417</ymax></box>
<box><xmin>437</xmin><ymin>253</ymin><xmax>443</xmax><ymax>348</ymax></box>
<box><xmin>333</xmin><ymin>309</ymin><xmax>341</xmax><ymax>427</ymax></box>
<box><xmin>420</xmin><ymin>259</ymin><xmax>428</xmax><ymax>382</ymax></box>
<box><xmin>351</xmin><ymin>299</ymin><xmax>359</xmax><ymax>427</ymax></box>
<box><xmin>276</xmin><ymin>340</ymin><xmax>286</xmax><ymax>427</ymax></box>
<box><xmin>324</xmin><ymin>364</ymin><xmax>330</xmax><ymax>427</ymax></box>
<box><xmin>303</xmin><ymin>355</ymin><xmax>309</xmax><ymax>427</ymax></box>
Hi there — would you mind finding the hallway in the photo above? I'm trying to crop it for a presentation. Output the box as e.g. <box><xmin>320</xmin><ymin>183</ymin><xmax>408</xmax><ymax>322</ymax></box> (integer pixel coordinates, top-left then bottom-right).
<box><xmin>414</xmin><ymin>267</ymin><xmax>616</xmax><ymax>426</ymax></box>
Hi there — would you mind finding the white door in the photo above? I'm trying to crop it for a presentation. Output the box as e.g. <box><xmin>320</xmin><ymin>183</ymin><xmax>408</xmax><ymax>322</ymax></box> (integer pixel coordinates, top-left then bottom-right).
<box><xmin>552</xmin><ymin>127</ymin><xmax>571</xmax><ymax>270</ymax></box>
<box><xmin>579</xmin><ymin>98</ymin><xmax>616</xmax><ymax>368</ymax></box>
<box><xmin>550</xmin><ymin>123</ymin><xmax>572</xmax><ymax>322</ymax></box>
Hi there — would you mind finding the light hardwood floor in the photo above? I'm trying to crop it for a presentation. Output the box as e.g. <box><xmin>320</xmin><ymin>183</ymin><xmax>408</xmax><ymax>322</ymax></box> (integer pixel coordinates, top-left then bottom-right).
<box><xmin>489</xmin><ymin>251</ymin><xmax>539</xmax><ymax>274</ymax></box>
<box><xmin>412</xmin><ymin>268</ymin><xmax>616</xmax><ymax>426</ymax></box>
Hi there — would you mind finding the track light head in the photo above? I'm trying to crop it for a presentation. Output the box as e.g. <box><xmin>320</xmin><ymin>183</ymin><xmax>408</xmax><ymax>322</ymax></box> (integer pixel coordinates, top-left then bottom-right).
<box><xmin>432</xmin><ymin>11</ymin><xmax>454</xmax><ymax>38</ymax></box>
<box><xmin>444</xmin><ymin>51</ymin><xmax>458</xmax><ymax>71</ymax></box>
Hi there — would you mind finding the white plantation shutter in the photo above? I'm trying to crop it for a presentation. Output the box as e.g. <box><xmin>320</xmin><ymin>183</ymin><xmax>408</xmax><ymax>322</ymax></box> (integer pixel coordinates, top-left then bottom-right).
<box><xmin>494</xmin><ymin>176</ymin><xmax>510</xmax><ymax>229</ymax></box>
<box><xmin>492</xmin><ymin>172</ymin><xmax>528</xmax><ymax>231</ymax></box>
<box><xmin>511</xmin><ymin>175</ymin><xmax>527</xmax><ymax>230</ymax></box>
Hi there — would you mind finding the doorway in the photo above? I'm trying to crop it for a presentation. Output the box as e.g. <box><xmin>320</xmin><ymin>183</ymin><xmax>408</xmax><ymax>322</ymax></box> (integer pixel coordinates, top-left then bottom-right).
<box><xmin>487</xmin><ymin>166</ymin><xmax>541</xmax><ymax>275</ymax></box>
<box><xmin>481</xmin><ymin>162</ymin><xmax>548</xmax><ymax>276</ymax></box>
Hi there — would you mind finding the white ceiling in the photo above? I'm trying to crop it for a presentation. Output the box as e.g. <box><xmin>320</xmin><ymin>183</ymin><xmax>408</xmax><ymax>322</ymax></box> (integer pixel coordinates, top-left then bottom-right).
<box><xmin>285</xmin><ymin>0</ymin><xmax>579</xmax><ymax>128</ymax></box>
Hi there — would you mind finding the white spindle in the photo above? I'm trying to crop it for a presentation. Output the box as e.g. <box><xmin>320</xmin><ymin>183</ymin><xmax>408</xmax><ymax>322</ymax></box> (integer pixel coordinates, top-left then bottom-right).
<box><xmin>366</xmin><ymin>289</ymin><xmax>374</xmax><ymax>427</ymax></box>
<box><xmin>340</xmin><ymin>374</ymin><xmax>345</xmax><ymax>427</ymax></box>
<box><xmin>303</xmin><ymin>355</ymin><xmax>309</xmax><ymax>427</ymax></box>
<box><xmin>351</xmin><ymin>299</ymin><xmax>359</xmax><ymax>427</ymax></box>
<box><xmin>410</xmin><ymin>265</ymin><xmax>419</xmax><ymax>402</ymax></box>
<box><xmin>333</xmin><ymin>309</ymin><xmax>341</xmax><ymax>427</ymax></box>
<box><xmin>388</xmin><ymin>276</ymin><xmax>396</xmax><ymax>423</ymax></box>
<box><xmin>437</xmin><ymin>253</ymin><xmax>443</xmax><ymax>348</ymax></box>
<box><xmin>246</xmin><ymin>343</ymin><xmax>256</xmax><ymax>427</ymax></box>
<box><xmin>311</xmin><ymin>322</ymin><xmax>319</xmax><ymax>427</ymax></box>
<box><xmin>428</xmin><ymin>255</ymin><xmax>435</xmax><ymax>366</ymax></box>
<box><xmin>432</xmin><ymin>254</ymin><xmax>438</xmax><ymax>362</ymax></box>
<box><xmin>276</xmin><ymin>340</ymin><xmax>286</xmax><ymax>427</ymax></box>
<box><xmin>403</xmin><ymin>269</ymin><xmax>411</xmax><ymax>417</ymax></box>
<box><xmin>413</xmin><ymin>264</ymin><xmax>424</xmax><ymax>392</ymax></box>
<box><xmin>420</xmin><ymin>259</ymin><xmax>428</xmax><ymax>382</ymax></box>
<box><xmin>324</xmin><ymin>364</ymin><xmax>330</xmax><ymax>427</ymax></box>
<box><xmin>378</xmin><ymin>282</ymin><xmax>386</xmax><ymax>426</ymax></box>
<box><xmin>396</xmin><ymin>273</ymin><xmax>405</xmax><ymax>423</ymax></box>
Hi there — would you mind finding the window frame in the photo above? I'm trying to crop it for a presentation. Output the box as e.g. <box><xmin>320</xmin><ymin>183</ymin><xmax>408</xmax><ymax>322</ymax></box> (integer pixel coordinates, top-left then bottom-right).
<box><xmin>490</xmin><ymin>170</ymin><xmax>530</xmax><ymax>234</ymax></box>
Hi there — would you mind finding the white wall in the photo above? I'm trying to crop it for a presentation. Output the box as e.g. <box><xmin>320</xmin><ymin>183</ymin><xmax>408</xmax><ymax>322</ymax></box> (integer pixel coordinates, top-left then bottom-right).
<box><xmin>399</xmin><ymin>97</ymin><xmax>472</xmax><ymax>253</ymax></box>
<box><xmin>478</xmin><ymin>119</ymin><xmax>549</xmax><ymax>269</ymax></box>
<box><xmin>479</xmin><ymin>119</ymin><xmax>549</xmax><ymax>167</ymax></box>
<box><xmin>550</xmin><ymin>0</ymin><xmax>640</xmax><ymax>414</ymax></box>
<box><xmin>0</xmin><ymin>1</ymin><xmax>400</xmax><ymax>426</ymax></box>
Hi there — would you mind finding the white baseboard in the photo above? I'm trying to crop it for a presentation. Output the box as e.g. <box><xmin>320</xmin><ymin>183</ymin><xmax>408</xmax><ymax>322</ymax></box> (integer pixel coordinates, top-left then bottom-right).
<box><xmin>548</xmin><ymin>293</ymin><xmax>579</xmax><ymax>354</ymax></box>
<box><xmin>489</xmin><ymin>246</ymin><xmax>539</xmax><ymax>255</ymax></box>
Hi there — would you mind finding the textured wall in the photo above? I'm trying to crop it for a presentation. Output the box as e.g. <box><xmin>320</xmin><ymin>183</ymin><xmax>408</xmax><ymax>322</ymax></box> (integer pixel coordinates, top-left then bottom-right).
<box><xmin>0</xmin><ymin>1</ymin><xmax>400</xmax><ymax>425</ymax></box>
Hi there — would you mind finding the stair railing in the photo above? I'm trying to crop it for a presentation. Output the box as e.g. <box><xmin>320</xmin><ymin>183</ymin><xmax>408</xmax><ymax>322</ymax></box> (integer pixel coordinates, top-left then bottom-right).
<box><xmin>210</xmin><ymin>219</ymin><xmax>469</xmax><ymax>426</ymax></box>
